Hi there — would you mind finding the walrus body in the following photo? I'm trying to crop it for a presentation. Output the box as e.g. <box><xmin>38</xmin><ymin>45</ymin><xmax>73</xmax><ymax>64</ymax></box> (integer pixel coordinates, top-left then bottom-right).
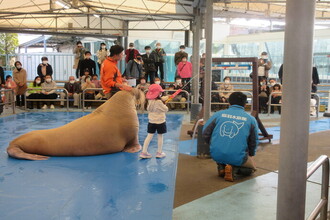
<box><xmin>7</xmin><ymin>89</ymin><xmax>145</xmax><ymax>160</ymax></box>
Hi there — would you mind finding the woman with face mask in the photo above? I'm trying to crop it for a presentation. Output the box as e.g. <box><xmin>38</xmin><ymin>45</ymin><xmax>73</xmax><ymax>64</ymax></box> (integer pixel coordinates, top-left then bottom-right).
<box><xmin>257</xmin><ymin>51</ymin><xmax>272</xmax><ymax>81</ymax></box>
<box><xmin>218</xmin><ymin>76</ymin><xmax>234</xmax><ymax>105</ymax></box>
<box><xmin>41</xmin><ymin>74</ymin><xmax>57</xmax><ymax>109</ymax></box>
<box><xmin>37</xmin><ymin>57</ymin><xmax>53</xmax><ymax>83</ymax></box>
<box><xmin>96</xmin><ymin>43</ymin><xmax>109</xmax><ymax>71</ymax></box>
<box><xmin>13</xmin><ymin>61</ymin><xmax>27</xmax><ymax>107</ymax></box>
<box><xmin>26</xmin><ymin>76</ymin><xmax>43</xmax><ymax>109</ymax></box>
<box><xmin>152</xmin><ymin>42</ymin><xmax>166</xmax><ymax>81</ymax></box>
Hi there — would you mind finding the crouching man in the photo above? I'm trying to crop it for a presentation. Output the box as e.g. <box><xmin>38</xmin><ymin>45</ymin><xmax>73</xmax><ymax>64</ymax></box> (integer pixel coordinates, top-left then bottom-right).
<box><xmin>202</xmin><ymin>92</ymin><xmax>259</xmax><ymax>182</ymax></box>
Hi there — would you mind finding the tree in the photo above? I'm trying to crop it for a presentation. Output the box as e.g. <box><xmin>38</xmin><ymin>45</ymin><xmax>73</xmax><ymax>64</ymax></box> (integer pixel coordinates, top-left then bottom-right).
<box><xmin>0</xmin><ymin>33</ymin><xmax>19</xmax><ymax>68</ymax></box>
<box><xmin>0</xmin><ymin>33</ymin><xmax>19</xmax><ymax>54</ymax></box>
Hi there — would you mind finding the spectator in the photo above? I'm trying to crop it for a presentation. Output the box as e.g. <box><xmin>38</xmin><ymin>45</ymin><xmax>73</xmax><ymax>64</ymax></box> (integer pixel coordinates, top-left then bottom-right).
<box><xmin>41</xmin><ymin>75</ymin><xmax>57</xmax><ymax>109</ymax></box>
<box><xmin>136</xmin><ymin>77</ymin><xmax>150</xmax><ymax>92</ymax></box>
<box><xmin>168</xmin><ymin>77</ymin><xmax>188</xmax><ymax>110</ymax></box>
<box><xmin>218</xmin><ymin>76</ymin><xmax>234</xmax><ymax>103</ymax></box>
<box><xmin>268</xmin><ymin>78</ymin><xmax>278</xmax><ymax>93</ymax></box>
<box><xmin>73</xmin><ymin>41</ymin><xmax>86</xmax><ymax>76</ymax></box>
<box><xmin>152</xmin><ymin>42</ymin><xmax>166</xmax><ymax>81</ymax></box>
<box><xmin>174</xmin><ymin>45</ymin><xmax>188</xmax><ymax>66</ymax></box>
<box><xmin>79</xmin><ymin>51</ymin><xmax>96</xmax><ymax>78</ymax></box>
<box><xmin>0</xmin><ymin>66</ymin><xmax>4</xmax><ymax>88</ymax></box>
<box><xmin>270</xmin><ymin>84</ymin><xmax>282</xmax><ymax>114</ymax></box>
<box><xmin>177</xmin><ymin>56</ymin><xmax>192</xmax><ymax>88</ymax></box>
<box><xmin>257</xmin><ymin>52</ymin><xmax>272</xmax><ymax>81</ymax></box>
<box><xmin>37</xmin><ymin>57</ymin><xmax>53</xmax><ymax>83</ymax></box>
<box><xmin>203</xmin><ymin>92</ymin><xmax>259</xmax><ymax>182</ymax></box>
<box><xmin>124</xmin><ymin>55</ymin><xmax>143</xmax><ymax>83</ymax></box>
<box><xmin>259</xmin><ymin>77</ymin><xmax>270</xmax><ymax>114</ymax></box>
<box><xmin>96</xmin><ymin>42</ymin><xmax>109</xmax><ymax>70</ymax></box>
<box><xmin>81</xmin><ymin>75</ymin><xmax>95</xmax><ymax>109</ymax></box>
<box><xmin>13</xmin><ymin>61</ymin><xmax>27</xmax><ymax>107</ymax></box>
<box><xmin>80</xmin><ymin>68</ymin><xmax>91</xmax><ymax>83</ymax></box>
<box><xmin>26</xmin><ymin>76</ymin><xmax>42</xmax><ymax>109</ymax></box>
<box><xmin>142</xmin><ymin>46</ymin><xmax>157</xmax><ymax>84</ymax></box>
<box><xmin>4</xmin><ymin>75</ymin><xmax>17</xmax><ymax>109</ymax></box>
<box><xmin>199</xmin><ymin>69</ymin><xmax>218</xmax><ymax>105</ymax></box>
<box><xmin>154</xmin><ymin>77</ymin><xmax>165</xmax><ymax>89</ymax></box>
<box><xmin>125</xmin><ymin>42</ymin><xmax>140</xmax><ymax>64</ymax></box>
<box><xmin>91</xmin><ymin>74</ymin><xmax>101</xmax><ymax>89</ymax></box>
<box><xmin>100</xmin><ymin>45</ymin><xmax>132</xmax><ymax>99</ymax></box>
<box><xmin>60</xmin><ymin>76</ymin><xmax>81</xmax><ymax>108</ymax></box>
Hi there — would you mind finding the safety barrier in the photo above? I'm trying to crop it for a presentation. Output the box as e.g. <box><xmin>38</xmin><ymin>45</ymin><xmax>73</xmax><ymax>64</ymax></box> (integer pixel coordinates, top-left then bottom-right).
<box><xmin>267</xmin><ymin>92</ymin><xmax>320</xmax><ymax>117</ymax></box>
<box><xmin>0</xmin><ymin>89</ymin><xmax>16</xmax><ymax>114</ymax></box>
<box><xmin>24</xmin><ymin>88</ymin><xmax>70</xmax><ymax>111</ymax></box>
<box><xmin>81</xmin><ymin>88</ymin><xmax>106</xmax><ymax>111</ymax></box>
<box><xmin>306</xmin><ymin>155</ymin><xmax>329</xmax><ymax>220</ymax></box>
<box><xmin>210</xmin><ymin>90</ymin><xmax>253</xmax><ymax>110</ymax></box>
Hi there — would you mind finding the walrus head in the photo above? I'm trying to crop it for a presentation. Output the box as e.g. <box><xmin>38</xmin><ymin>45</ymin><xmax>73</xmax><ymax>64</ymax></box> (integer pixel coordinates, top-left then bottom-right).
<box><xmin>130</xmin><ymin>88</ymin><xmax>145</xmax><ymax>110</ymax></box>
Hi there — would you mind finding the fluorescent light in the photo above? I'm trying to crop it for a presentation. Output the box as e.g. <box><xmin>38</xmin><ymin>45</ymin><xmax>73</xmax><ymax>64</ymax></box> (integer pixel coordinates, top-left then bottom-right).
<box><xmin>55</xmin><ymin>1</ymin><xmax>69</xmax><ymax>9</ymax></box>
<box><xmin>93</xmin><ymin>14</ymin><xmax>100</xmax><ymax>18</ymax></box>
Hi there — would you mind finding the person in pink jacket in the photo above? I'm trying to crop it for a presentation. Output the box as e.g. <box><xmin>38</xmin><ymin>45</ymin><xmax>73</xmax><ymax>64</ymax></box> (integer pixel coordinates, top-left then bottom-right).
<box><xmin>177</xmin><ymin>56</ymin><xmax>192</xmax><ymax>90</ymax></box>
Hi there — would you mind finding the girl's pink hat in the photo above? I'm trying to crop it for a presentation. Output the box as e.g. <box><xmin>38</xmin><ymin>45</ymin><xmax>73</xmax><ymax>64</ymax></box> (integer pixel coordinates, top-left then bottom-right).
<box><xmin>146</xmin><ymin>84</ymin><xmax>164</xmax><ymax>100</ymax></box>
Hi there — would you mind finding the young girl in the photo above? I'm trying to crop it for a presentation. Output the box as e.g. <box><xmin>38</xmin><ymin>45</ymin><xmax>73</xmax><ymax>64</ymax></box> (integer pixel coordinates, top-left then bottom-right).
<box><xmin>271</xmin><ymin>84</ymin><xmax>282</xmax><ymax>114</ymax></box>
<box><xmin>4</xmin><ymin>75</ymin><xmax>17</xmax><ymax>108</ymax></box>
<box><xmin>140</xmin><ymin>84</ymin><xmax>168</xmax><ymax>159</ymax></box>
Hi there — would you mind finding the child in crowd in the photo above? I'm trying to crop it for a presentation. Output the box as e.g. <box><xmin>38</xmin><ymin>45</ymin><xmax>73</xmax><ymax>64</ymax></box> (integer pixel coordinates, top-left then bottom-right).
<box><xmin>27</xmin><ymin>76</ymin><xmax>42</xmax><ymax>109</ymax></box>
<box><xmin>4</xmin><ymin>75</ymin><xmax>17</xmax><ymax>108</ymax></box>
<box><xmin>140</xmin><ymin>84</ymin><xmax>168</xmax><ymax>159</ymax></box>
<box><xmin>136</xmin><ymin>77</ymin><xmax>150</xmax><ymax>92</ymax></box>
<box><xmin>270</xmin><ymin>84</ymin><xmax>282</xmax><ymax>114</ymax></box>
<box><xmin>177</xmin><ymin>56</ymin><xmax>192</xmax><ymax>90</ymax></box>
<box><xmin>154</xmin><ymin>77</ymin><xmax>165</xmax><ymax>89</ymax></box>
<box><xmin>81</xmin><ymin>75</ymin><xmax>95</xmax><ymax>109</ymax></box>
<box><xmin>80</xmin><ymin>68</ymin><xmax>91</xmax><ymax>83</ymax></box>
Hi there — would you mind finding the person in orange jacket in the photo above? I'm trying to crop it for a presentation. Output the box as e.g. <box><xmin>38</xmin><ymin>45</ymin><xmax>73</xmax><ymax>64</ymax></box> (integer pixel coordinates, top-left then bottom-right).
<box><xmin>100</xmin><ymin>45</ymin><xmax>132</xmax><ymax>99</ymax></box>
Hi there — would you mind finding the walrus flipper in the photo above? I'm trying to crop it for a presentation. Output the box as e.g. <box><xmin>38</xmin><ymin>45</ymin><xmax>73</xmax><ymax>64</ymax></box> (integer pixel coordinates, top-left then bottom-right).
<box><xmin>7</xmin><ymin>145</ymin><xmax>49</xmax><ymax>160</ymax></box>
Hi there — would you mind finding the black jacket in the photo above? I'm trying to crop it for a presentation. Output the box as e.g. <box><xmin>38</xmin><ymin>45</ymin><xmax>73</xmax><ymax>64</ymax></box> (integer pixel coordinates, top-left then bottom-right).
<box><xmin>37</xmin><ymin>64</ymin><xmax>53</xmax><ymax>79</ymax></box>
<box><xmin>79</xmin><ymin>59</ymin><xmax>96</xmax><ymax>77</ymax></box>
<box><xmin>0</xmin><ymin>66</ymin><xmax>4</xmax><ymax>85</ymax></box>
<box><xmin>278</xmin><ymin>64</ymin><xmax>319</xmax><ymax>85</ymax></box>
<box><xmin>142</xmin><ymin>53</ymin><xmax>157</xmax><ymax>73</ymax></box>
<box><xmin>64</xmin><ymin>82</ymin><xmax>81</xmax><ymax>94</ymax></box>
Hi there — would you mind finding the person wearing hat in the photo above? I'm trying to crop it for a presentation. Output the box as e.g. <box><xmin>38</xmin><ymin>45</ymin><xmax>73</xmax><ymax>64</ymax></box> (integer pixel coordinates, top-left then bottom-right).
<box><xmin>37</xmin><ymin>57</ymin><xmax>53</xmax><ymax>83</ymax></box>
<box><xmin>78</xmin><ymin>51</ymin><xmax>96</xmax><ymax>78</ymax></box>
<box><xmin>140</xmin><ymin>84</ymin><xmax>168</xmax><ymax>159</ymax></box>
<box><xmin>257</xmin><ymin>51</ymin><xmax>272</xmax><ymax>81</ymax></box>
<box><xmin>125</xmin><ymin>42</ymin><xmax>140</xmax><ymax>64</ymax></box>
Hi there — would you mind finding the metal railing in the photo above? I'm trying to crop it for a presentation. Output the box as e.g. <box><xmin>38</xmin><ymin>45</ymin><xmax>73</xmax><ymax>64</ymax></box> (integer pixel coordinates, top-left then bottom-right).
<box><xmin>306</xmin><ymin>155</ymin><xmax>329</xmax><ymax>220</ymax></box>
<box><xmin>24</xmin><ymin>88</ymin><xmax>70</xmax><ymax>111</ymax></box>
<box><xmin>0</xmin><ymin>89</ymin><xmax>16</xmax><ymax>114</ymax></box>
<box><xmin>267</xmin><ymin>92</ymin><xmax>320</xmax><ymax>117</ymax></box>
<box><xmin>81</xmin><ymin>88</ymin><xmax>106</xmax><ymax>111</ymax></box>
<box><xmin>211</xmin><ymin>90</ymin><xmax>253</xmax><ymax>109</ymax></box>
<box><xmin>164</xmin><ymin>89</ymin><xmax>191</xmax><ymax>113</ymax></box>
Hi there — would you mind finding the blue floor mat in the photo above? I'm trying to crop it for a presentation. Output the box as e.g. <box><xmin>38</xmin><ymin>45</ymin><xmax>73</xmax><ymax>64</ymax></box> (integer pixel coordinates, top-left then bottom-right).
<box><xmin>0</xmin><ymin>112</ymin><xmax>182</xmax><ymax>220</ymax></box>
<box><xmin>179</xmin><ymin>118</ymin><xmax>330</xmax><ymax>156</ymax></box>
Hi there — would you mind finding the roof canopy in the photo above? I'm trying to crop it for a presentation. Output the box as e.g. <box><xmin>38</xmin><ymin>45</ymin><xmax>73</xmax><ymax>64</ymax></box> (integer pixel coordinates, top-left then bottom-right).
<box><xmin>0</xmin><ymin>0</ymin><xmax>195</xmax><ymax>37</ymax></box>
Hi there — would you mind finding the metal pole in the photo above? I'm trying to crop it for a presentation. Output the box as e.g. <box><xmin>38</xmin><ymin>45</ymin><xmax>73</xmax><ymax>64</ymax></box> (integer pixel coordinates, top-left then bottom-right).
<box><xmin>276</xmin><ymin>0</ymin><xmax>316</xmax><ymax>218</ymax></box>
<box><xmin>203</xmin><ymin>0</ymin><xmax>213</xmax><ymax>121</ymax></box>
<box><xmin>192</xmin><ymin>10</ymin><xmax>201</xmax><ymax>104</ymax></box>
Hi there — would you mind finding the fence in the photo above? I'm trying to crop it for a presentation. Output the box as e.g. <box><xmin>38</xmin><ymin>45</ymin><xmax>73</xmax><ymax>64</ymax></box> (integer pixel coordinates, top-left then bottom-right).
<box><xmin>0</xmin><ymin>89</ymin><xmax>15</xmax><ymax>114</ymax></box>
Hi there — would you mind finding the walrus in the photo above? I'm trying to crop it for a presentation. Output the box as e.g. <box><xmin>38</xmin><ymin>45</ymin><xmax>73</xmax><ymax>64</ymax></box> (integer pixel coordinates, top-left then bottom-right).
<box><xmin>7</xmin><ymin>89</ymin><xmax>145</xmax><ymax>160</ymax></box>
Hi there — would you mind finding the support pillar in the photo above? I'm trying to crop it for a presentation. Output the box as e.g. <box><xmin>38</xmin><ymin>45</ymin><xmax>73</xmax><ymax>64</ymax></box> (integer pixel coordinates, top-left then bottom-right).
<box><xmin>192</xmin><ymin>10</ymin><xmax>201</xmax><ymax>104</ymax></box>
<box><xmin>203</xmin><ymin>0</ymin><xmax>213</xmax><ymax>121</ymax></box>
<box><xmin>276</xmin><ymin>0</ymin><xmax>316</xmax><ymax>219</ymax></box>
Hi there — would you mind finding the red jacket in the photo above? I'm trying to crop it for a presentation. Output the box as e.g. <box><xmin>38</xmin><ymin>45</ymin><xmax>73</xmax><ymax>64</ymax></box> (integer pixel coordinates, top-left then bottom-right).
<box><xmin>125</xmin><ymin>49</ymin><xmax>140</xmax><ymax>63</ymax></box>
<box><xmin>177</xmin><ymin>61</ymin><xmax>192</xmax><ymax>78</ymax></box>
<box><xmin>100</xmin><ymin>57</ymin><xmax>123</xmax><ymax>94</ymax></box>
